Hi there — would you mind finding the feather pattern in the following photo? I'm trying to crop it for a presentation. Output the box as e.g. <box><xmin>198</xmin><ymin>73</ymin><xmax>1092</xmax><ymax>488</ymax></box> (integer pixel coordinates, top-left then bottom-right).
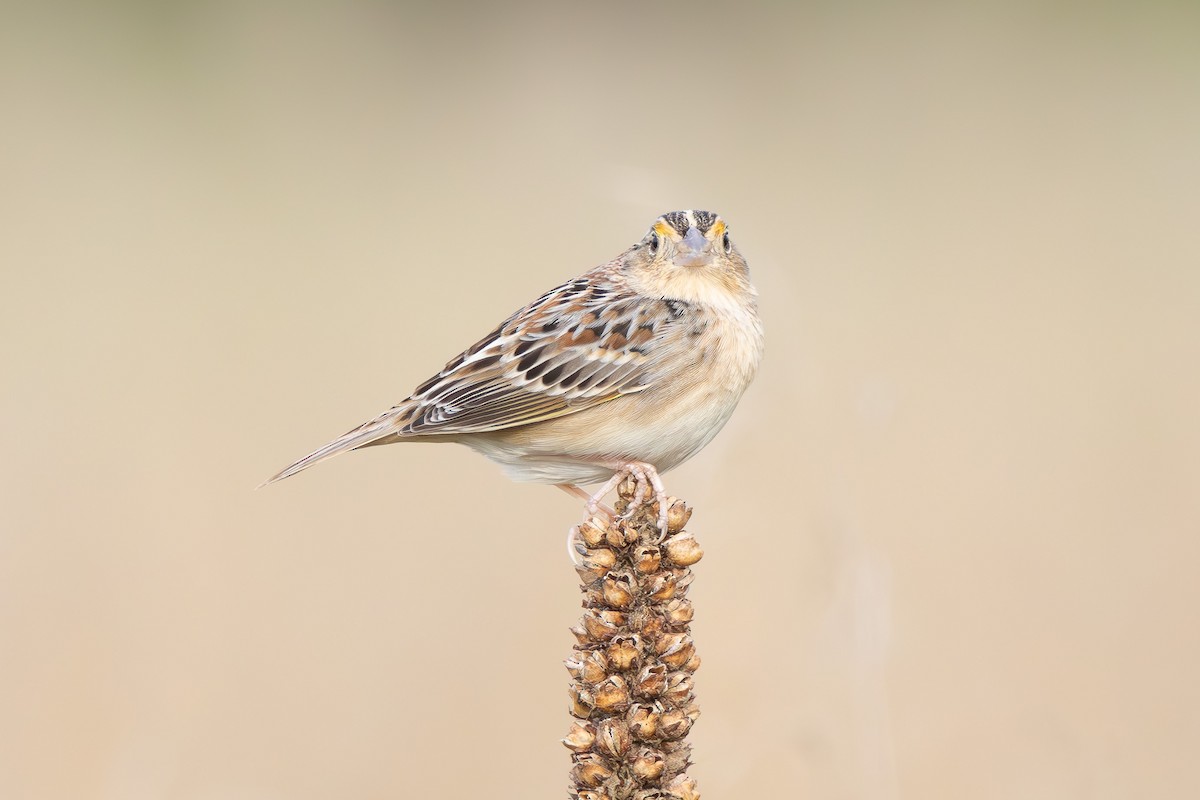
<box><xmin>389</xmin><ymin>269</ymin><xmax>685</xmax><ymax>435</ymax></box>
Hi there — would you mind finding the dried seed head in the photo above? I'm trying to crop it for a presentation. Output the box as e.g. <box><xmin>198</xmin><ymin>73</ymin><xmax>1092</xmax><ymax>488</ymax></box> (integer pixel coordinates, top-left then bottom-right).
<box><xmin>601</xmin><ymin>574</ymin><xmax>636</xmax><ymax>609</ymax></box>
<box><xmin>627</xmin><ymin>704</ymin><xmax>659</xmax><ymax>740</ymax></box>
<box><xmin>654</xmin><ymin>633</ymin><xmax>687</xmax><ymax>659</ymax></box>
<box><xmin>580</xmin><ymin>547</ymin><xmax>617</xmax><ymax>573</ymax></box>
<box><xmin>617</xmin><ymin>474</ymin><xmax>638</xmax><ymax>499</ymax></box>
<box><xmin>634</xmin><ymin>663</ymin><xmax>667</xmax><ymax>699</ymax></box>
<box><xmin>571</xmin><ymin>753</ymin><xmax>613</xmax><ymax>788</ymax></box>
<box><xmin>581</xmin><ymin>615</ymin><xmax>617</xmax><ymax>642</ymax></box>
<box><xmin>665</xmin><ymin>774</ymin><xmax>700</xmax><ymax>800</ymax></box>
<box><xmin>665</xmin><ymin>499</ymin><xmax>692</xmax><ymax>533</ymax></box>
<box><xmin>582</xmin><ymin>651</ymin><xmax>611</xmax><ymax>683</ymax></box>
<box><xmin>630</xmin><ymin>747</ymin><xmax>666</xmax><ymax>780</ymax></box>
<box><xmin>579</xmin><ymin>519</ymin><xmax>607</xmax><ymax>547</ymax></box>
<box><xmin>604</xmin><ymin>523</ymin><xmax>624</xmax><ymax>548</ymax></box>
<box><xmin>605</xmin><ymin>637</ymin><xmax>640</xmax><ymax>671</ymax></box>
<box><xmin>632</xmin><ymin>545</ymin><xmax>662</xmax><ymax>574</ymax></box>
<box><xmin>592</xmin><ymin>675</ymin><xmax>631</xmax><ymax>713</ymax></box>
<box><xmin>599</xmin><ymin>608</ymin><xmax>627</xmax><ymax>624</ymax></box>
<box><xmin>657</xmin><ymin>708</ymin><xmax>694</xmax><ymax>740</ymax></box>
<box><xmin>605</xmin><ymin>521</ymin><xmax>640</xmax><ymax>548</ymax></box>
<box><xmin>569</xmin><ymin>685</ymin><xmax>595</xmax><ymax>718</ymax></box>
<box><xmin>637</xmin><ymin>612</ymin><xmax>664</xmax><ymax>640</ymax></box>
<box><xmin>646</xmin><ymin>572</ymin><xmax>679</xmax><ymax>602</ymax></box>
<box><xmin>576</xmin><ymin>791</ymin><xmax>611</xmax><ymax>800</ymax></box>
<box><xmin>567</xmin><ymin>491</ymin><xmax>703</xmax><ymax>798</ymax></box>
<box><xmin>595</xmin><ymin>718</ymin><xmax>632</xmax><ymax>758</ymax></box>
<box><xmin>663</xmin><ymin>672</ymin><xmax>694</xmax><ymax>706</ymax></box>
<box><xmin>582</xmin><ymin>609</ymin><xmax>626</xmax><ymax>642</ymax></box>
<box><xmin>660</xmin><ymin>739</ymin><xmax>692</xmax><ymax>774</ymax></box>
<box><xmin>662</xmin><ymin>532</ymin><xmax>703</xmax><ymax>567</ymax></box>
<box><xmin>564</xmin><ymin>655</ymin><xmax>584</xmax><ymax>680</ymax></box>
<box><xmin>562</xmin><ymin>721</ymin><xmax>596</xmax><ymax>752</ymax></box>
<box><xmin>583</xmin><ymin>585</ymin><xmax>607</xmax><ymax>607</ymax></box>
<box><xmin>566</xmin><ymin>650</ymin><xmax>610</xmax><ymax>683</ymax></box>
<box><xmin>664</xmin><ymin>598</ymin><xmax>694</xmax><ymax>625</ymax></box>
<box><xmin>660</xmin><ymin>641</ymin><xmax>695</xmax><ymax>670</ymax></box>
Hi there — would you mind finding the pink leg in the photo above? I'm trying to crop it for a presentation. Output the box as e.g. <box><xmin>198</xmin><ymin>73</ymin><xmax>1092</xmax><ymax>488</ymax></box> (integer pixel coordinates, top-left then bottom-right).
<box><xmin>638</xmin><ymin>462</ymin><xmax>670</xmax><ymax>537</ymax></box>
<box><xmin>557</xmin><ymin>483</ymin><xmax>615</xmax><ymax>518</ymax></box>
<box><xmin>583</xmin><ymin>472</ymin><xmax>626</xmax><ymax>521</ymax></box>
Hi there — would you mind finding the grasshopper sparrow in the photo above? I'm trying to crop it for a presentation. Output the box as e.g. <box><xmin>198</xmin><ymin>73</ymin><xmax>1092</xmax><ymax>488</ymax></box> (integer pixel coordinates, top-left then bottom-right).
<box><xmin>264</xmin><ymin>210</ymin><xmax>764</xmax><ymax>533</ymax></box>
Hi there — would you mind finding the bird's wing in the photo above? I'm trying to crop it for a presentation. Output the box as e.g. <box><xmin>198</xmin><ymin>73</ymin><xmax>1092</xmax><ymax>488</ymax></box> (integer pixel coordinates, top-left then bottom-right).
<box><xmin>396</xmin><ymin>276</ymin><xmax>691</xmax><ymax>435</ymax></box>
<box><xmin>261</xmin><ymin>275</ymin><xmax>691</xmax><ymax>485</ymax></box>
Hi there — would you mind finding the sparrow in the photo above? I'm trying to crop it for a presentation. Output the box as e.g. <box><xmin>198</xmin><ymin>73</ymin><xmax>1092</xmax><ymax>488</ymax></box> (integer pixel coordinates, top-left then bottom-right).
<box><xmin>263</xmin><ymin>210</ymin><xmax>764</xmax><ymax>534</ymax></box>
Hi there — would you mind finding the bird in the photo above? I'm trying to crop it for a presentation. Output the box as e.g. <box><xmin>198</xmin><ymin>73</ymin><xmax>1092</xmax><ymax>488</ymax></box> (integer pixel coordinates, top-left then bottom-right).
<box><xmin>263</xmin><ymin>209</ymin><xmax>764</xmax><ymax>535</ymax></box>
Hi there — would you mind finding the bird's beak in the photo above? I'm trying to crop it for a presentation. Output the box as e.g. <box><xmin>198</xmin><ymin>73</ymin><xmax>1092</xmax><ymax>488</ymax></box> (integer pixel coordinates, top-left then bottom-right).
<box><xmin>673</xmin><ymin>227</ymin><xmax>712</xmax><ymax>267</ymax></box>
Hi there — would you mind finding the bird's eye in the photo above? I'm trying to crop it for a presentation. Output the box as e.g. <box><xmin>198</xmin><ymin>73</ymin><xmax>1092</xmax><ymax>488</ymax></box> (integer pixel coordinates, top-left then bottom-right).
<box><xmin>647</xmin><ymin>233</ymin><xmax>659</xmax><ymax>256</ymax></box>
<box><xmin>722</xmin><ymin>232</ymin><xmax>732</xmax><ymax>254</ymax></box>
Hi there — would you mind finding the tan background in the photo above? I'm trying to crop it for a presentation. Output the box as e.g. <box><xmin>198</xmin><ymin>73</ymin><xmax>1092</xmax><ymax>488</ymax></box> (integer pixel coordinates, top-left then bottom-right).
<box><xmin>2</xmin><ymin>2</ymin><xmax>1198</xmax><ymax>798</ymax></box>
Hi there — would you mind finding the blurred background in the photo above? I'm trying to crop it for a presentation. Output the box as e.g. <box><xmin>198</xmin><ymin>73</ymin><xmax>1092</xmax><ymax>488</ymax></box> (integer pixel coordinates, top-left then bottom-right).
<box><xmin>2</xmin><ymin>2</ymin><xmax>1198</xmax><ymax>798</ymax></box>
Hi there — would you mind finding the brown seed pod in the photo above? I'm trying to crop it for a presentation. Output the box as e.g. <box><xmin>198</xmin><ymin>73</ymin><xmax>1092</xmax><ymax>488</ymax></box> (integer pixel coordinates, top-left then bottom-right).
<box><xmin>657</xmin><ymin>708</ymin><xmax>694</xmax><ymax>740</ymax></box>
<box><xmin>601</xmin><ymin>573</ymin><xmax>636</xmax><ymax>609</ymax></box>
<box><xmin>580</xmin><ymin>547</ymin><xmax>617</xmax><ymax>573</ymax></box>
<box><xmin>565</xmin><ymin>650</ymin><xmax>610</xmax><ymax>684</ymax></box>
<box><xmin>626</xmin><ymin>703</ymin><xmax>660</xmax><ymax>740</ymax></box>
<box><xmin>665</xmin><ymin>499</ymin><xmax>692</xmax><ymax>533</ymax></box>
<box><xmin>662</xmin><ymin>532</ymin><xmax>703</xmax><ymax>567</ymax></box>
<box><xmin>562</xmin><ymin>721</ymin><xmax>596</xmax><ymax>752</ymax></box>
<box><xmin>569</xmin><ymin>684</ymin><xmax>595</xmax><ymax>719</ymax></box>
<box><xmin>579</xmin><ymin>519</ymin><xmax>608</xmax><ymax>547</ymax></box>
<box><xmin>630</xmin><ymin>746</ymin><xmax>666</xmax><ymax>780</ymax></box>
<box><xmin>575</xmin><ymin>791</ymin><xmax>611</xmax><ymax>800</ymax></box>
<box><xmin>665</xmin><ymin>774</ymin><xmax>700</xmax><ymax>800</ymax></box>
<box><xmin>595</xmin><ymin>718</ymin><xmax>632</xmax><ymax>758</ymax></box>
<box><xmin>646</xmin><ymin>572</ymin><xmax>678</xmax><ymax>602</ymax></box>
<box><xmin>633</xmin><ymin>663</ymin><xmax>667</xmax><ymax>699</ymax></box>
<box><xmin>660</xmin><ymin>642</ymin><xmax>695</xmax><ymax>670</ymax></box>
<box><xmin>632</xmin><ymin>545</ymin><xmax>662</xmax><ymax>574</ymax></box>
<box><xmin>571</xmin><ymin>753</ymin><xmax>613</xmax><ymax>787</ymax></box>
<box><xmin>592</xmin><ymin>675</ymin><xmax>631</xmax><ymax>713</ymax></box>
<box><xmin>605</xmin><ymin>636</ymin><xmax>640</xmax><ymax>671</ymax></box>
<box><xmin>662</xmin><ymin>672</ymin><xmax>694</xmax><ymax>706</ymax></box>
<box><xmin>664</xmin><ymin>598</ymin><xmax>695</xmax><ymax>626</ymax></box>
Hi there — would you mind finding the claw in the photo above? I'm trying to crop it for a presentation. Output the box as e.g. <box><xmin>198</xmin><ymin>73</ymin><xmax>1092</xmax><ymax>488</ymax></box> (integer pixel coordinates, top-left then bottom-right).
<box><xmin>566</xmin><ymin>525</ymin><xmax>587</xmax><ymax>566</ymax></box>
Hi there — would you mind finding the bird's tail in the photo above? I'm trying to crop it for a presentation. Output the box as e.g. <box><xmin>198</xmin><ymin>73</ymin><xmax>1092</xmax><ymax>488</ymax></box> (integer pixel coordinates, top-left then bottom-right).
<box><xmin>259</xmin><ymin>414</ymin><xmax>404</xmax><ymax>488</ymax></box>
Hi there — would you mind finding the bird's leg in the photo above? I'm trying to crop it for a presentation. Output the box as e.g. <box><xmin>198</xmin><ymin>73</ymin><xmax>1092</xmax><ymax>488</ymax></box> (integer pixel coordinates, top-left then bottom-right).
<box><xmin>557</xmin><ymin>482</ymin><xmax>616</xmax><ymax>518</ymax></box>
<box><xmin>620</xmin><ymin>464</ymin><xmax>650</xmax><ymax>516</ymax></box>
<box><xmin>637</xmin><ymin>462</ymin><xmax>670</xmax><ymax>538</ymax></box>
<box><xmin>582</xmin><ymin>472</ymin><xmax>627</xmax><ymax>522</ymax></box>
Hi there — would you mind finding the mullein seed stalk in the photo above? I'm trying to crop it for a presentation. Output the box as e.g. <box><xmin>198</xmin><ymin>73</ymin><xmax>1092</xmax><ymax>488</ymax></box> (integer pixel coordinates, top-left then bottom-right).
<box><xmin>563</xmin><ymin>479</ymin><xmax>704</xmax><ymax>800</ymax></box>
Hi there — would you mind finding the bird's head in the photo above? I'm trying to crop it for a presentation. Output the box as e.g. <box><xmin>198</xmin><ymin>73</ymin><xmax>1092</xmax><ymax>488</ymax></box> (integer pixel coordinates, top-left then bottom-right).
<box><xmin>641</xmin><ymin>210</ymin><xmax>733</xmax><ymax>267</ymax></box>
<box><xmin>625</xmin><ymin>210</ymin><xmax>753</xmax><ymax>306</ymax></box>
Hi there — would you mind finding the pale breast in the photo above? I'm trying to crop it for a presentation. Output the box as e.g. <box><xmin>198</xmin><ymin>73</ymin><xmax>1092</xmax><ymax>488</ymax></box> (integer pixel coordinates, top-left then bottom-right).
<box><xmin>464</xmin><ymin>303</ymin><xmax>763</xmax><ymax>484</ymax></box>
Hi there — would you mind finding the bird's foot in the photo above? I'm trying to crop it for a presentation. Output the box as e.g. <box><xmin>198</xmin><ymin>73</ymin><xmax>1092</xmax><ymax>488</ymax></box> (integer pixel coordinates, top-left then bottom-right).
<box><xmin>602</xmin><ymin>462</ymin><xmax>670</xmax><ymax>539</ymax></box>
<box><xmin>558</xmin><ymin>464</ymin><xmax>669</xmax><ymax>563</ymax></box>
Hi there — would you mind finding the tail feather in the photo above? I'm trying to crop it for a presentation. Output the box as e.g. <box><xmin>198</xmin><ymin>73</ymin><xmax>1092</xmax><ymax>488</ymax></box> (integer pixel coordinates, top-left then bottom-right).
<box><xmin>259</xmin><ymin>417</ymin><xmax>402</xmax><ymax>488</ymax></box>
